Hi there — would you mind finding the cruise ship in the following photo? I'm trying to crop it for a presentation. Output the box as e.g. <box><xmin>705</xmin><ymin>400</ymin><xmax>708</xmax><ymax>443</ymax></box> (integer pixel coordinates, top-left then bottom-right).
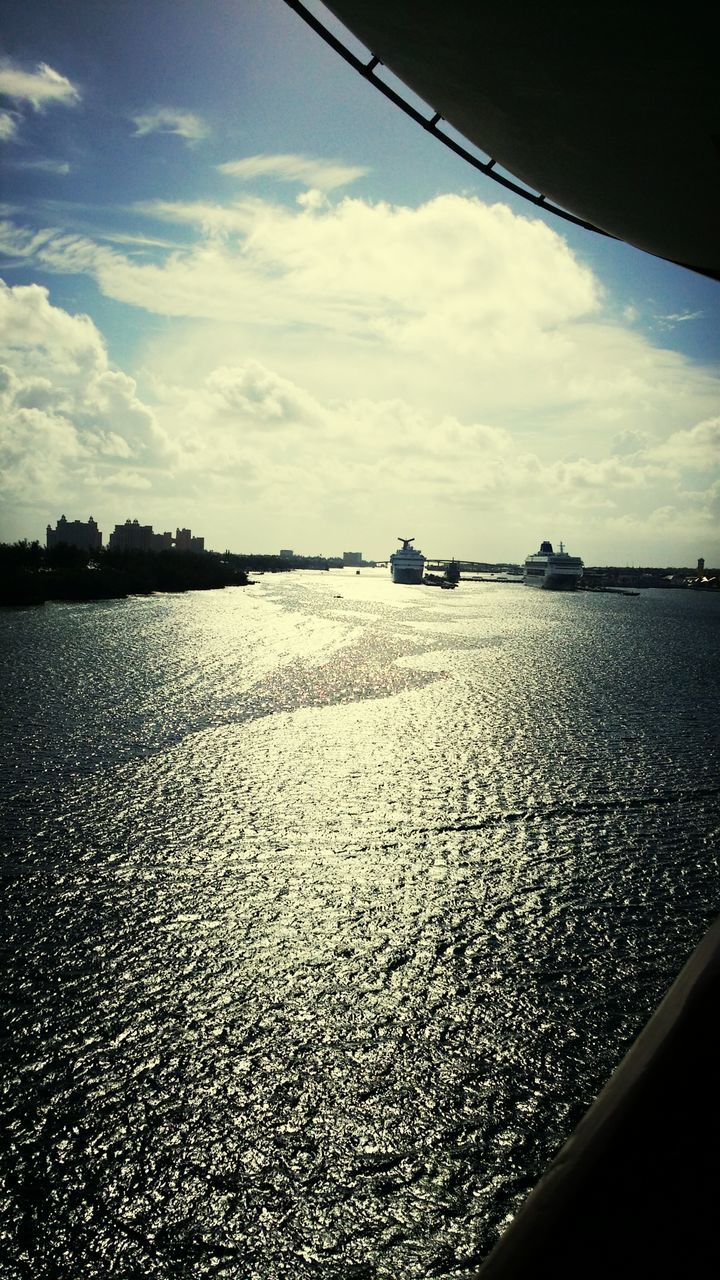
<box><xmin>390</xmin><ymin>537</ymin><xmax>426</xmax><ymax>584</ymax></box>
<box><xmin>524</xmin><ymin>540</ymin><xmax>583</xmax><ymax>590</ymax></box>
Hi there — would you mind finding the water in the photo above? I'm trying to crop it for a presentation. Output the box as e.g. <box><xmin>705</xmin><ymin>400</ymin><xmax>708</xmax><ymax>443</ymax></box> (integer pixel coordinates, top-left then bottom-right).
<box><xmin>2</xmin><ymin>571</ymin><xmax>719</xmax><ymax>1279</ymax></box>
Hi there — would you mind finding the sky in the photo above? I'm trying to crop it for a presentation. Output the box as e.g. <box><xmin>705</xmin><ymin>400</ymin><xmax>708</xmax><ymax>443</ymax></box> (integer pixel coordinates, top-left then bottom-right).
<box><xmin>1</xmin><ymin>0</ymin><xmax>719</xmax><ymax>565</ymax></box>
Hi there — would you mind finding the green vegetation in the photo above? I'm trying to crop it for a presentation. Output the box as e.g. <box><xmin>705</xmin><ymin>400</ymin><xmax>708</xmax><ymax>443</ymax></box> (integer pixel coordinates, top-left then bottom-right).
<box><xmin>220</xmin><ymin>551</ymin><xmax>340</xmax><ymax>573</ymax></box>
<box><xmin>0</xmin><ymin>542</ymin><xmax>251</xmax><ymax>607</ymax></box>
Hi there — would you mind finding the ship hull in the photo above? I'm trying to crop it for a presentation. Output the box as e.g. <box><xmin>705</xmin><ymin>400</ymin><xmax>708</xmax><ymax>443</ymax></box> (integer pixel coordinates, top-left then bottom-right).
<box><xmin>391</xmin><ymin>564</ymin><xmax>425</xmax><ymax>584</ymax></box>
<box><xmin>390</xmin><ymin>538</ymin><xmax>426</xmax><ymax>584</ymax></box>
<box><xmin>525</xmin><ymin>572</ymin><xmax>581</xmax><ymax>590</ymax></box>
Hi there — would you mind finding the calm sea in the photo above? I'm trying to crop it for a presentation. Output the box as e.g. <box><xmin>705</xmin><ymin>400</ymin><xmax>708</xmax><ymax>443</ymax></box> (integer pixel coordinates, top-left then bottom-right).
<box><xmin>2</xmin><ymin>570</ymin><xmax>719</xmax><ymax>1279</ymax></box>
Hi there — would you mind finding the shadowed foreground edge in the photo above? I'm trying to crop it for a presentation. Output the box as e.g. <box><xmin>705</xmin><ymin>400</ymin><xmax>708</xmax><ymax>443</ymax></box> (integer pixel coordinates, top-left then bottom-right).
<box><xmin>310</xmin><ymin>0</ymin><xmax>720</xmax><ymax>279</ymax></box>
<box><xmin>477</xmin><ymin>912</ymin><xmax>720</xmax><ymax>1275</ymax></box>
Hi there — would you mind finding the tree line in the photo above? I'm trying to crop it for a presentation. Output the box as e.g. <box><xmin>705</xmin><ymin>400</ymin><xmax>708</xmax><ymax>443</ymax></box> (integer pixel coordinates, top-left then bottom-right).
<box><xmin>0</xmin><ymin>541</ymin><xmax>252</xmax><ymax>607</ymax></box>
<box><xmin>0</xmin><ymin>542</ymin><xmax>345</xmax><ymax>606</ymax></box>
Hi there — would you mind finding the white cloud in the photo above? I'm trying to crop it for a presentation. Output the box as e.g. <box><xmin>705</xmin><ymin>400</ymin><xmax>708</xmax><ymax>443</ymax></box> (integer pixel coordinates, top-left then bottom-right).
<box><xmin>605</xmin><ymin>498</ymin><xmax>718</xmax><ymax>550</ymax></box>
<box><xmin>648</xmin><ymin>417</ymin><xmax>720</xmax><ymax>468</ymax></box>
<box><xmin>218</xmin><ymin>153</ymin><xmax>369</xmax><ymax>190</ymax></box>
<box><xmin>0</xmin><ymin>281</ymin><xmax>170</xmax><ymax>524</ymax></box>
<box><xmin>141</xmin><ymin>355</ymin><xmax>718</xmax><ymax>563</ymax></box>
<box><xmin>56</xmin><ymin>193</ymin><xmax>601</xmax><ymax>349</ymax></box>
<box><xmin>93</xmin><ymin>230</ymin><xmax>181</xmax><ymax>249</ymax></box>
<box><xmin>13</xmin><ymin>157</ymin><xmax>71</xmax><ymax>175</ymax></box>
<box><xmin>201</xmin><ymin>362</ymin><xmax>320</xmax><ymax>424</ymax></box>
<box><xmin>0</xmin><ymin>110</ymin><xmax>18</xmax><ymax>141</ymax></box>
<box><xmin>96</xmin><ymin>469</ymin><xmax>153</xmax><ymax>491</ymax></box>
<box><xmin>1</xmin><ymin>186</ymin><xmax>718</xmax><ymax>561</ymax></box>
<box><xmin>612</xmin><ymin>428</ymin><xmax>651</xmax><ymax>455</ymax></box>
<box><xmin>655</xmin><ymin>310</ymin><xmax>704</xmax><ymax>330</ymax></box>
<box><xmin>0</xmin><ymin>60</ymin><xmax>80</xmax><ymax>110</ymax></box>
<box><xmin>14</xmin><ymin>188</ymin><xmax>707</xmax><ymax>449</ymax></box>
<box><xmin>132</xmin><ymin>108</ymin><xmax>209</xmax><ymax>142</ymax></box>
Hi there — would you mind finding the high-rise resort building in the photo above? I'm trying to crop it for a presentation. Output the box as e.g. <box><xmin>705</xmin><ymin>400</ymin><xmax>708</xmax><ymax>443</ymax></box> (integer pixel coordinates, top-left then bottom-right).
<box><xmin>108</xmin><ymin>519</ymin><xmax>173</xmax><ymax>552</ymax></box>
<box><xmin>46</xmin><ymin>515</ymin><xmax>102</xmax><ymax>552</ymax></box>
<box><xmin>175</xmin><ymin>528</ymin><xmax>205</xmax><ymax>553</ymax></box>
<box><xmin>343</xmin><ymin>551</ymin><xmax>363</xmax><ymax>566</ymax></box>
<box><xmin>107</xmin><ymin>519</ymin><xmax>205</xmax><ymax>552</ymax></box>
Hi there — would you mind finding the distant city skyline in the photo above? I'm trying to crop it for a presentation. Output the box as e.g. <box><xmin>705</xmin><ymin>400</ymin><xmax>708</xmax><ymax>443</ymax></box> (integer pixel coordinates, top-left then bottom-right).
<box><xmin>35</xmin><ymin>512</ymin><xmax>716</xmax><ymax>571</ymax></box>
<box><xmin>45</xmin><ymin>513</ymin><xmax>204</xmax><ymax>555</ymax></box>
<box><xmin>1</xmin><ymin>0</ymin><xmax>719</xmax><ymax>565</ymax></box>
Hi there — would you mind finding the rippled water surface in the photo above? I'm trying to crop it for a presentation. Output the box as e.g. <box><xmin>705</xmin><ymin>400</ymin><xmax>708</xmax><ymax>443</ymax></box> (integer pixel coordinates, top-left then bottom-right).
<box><xmin>2</xmin><ymin>571</ymin><xmax>719</xmax><ymax>1278</ymax></box>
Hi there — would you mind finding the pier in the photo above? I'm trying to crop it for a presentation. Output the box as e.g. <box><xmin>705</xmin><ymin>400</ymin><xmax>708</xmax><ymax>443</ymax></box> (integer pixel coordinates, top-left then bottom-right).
<box><xmin>422</xmin><ymin>559</ymin><xmax>523</xmax><ymax>576</ymax></box>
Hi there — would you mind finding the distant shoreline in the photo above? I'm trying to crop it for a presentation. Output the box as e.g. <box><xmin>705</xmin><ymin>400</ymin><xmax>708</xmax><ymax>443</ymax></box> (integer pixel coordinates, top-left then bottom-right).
<box><xmin>0</xmin><ymin>545</ymin><xmax>255</xmax><ymax>608</ymax></box>
<box><xmin>1</xmin><ymin>578</ymin><xmax>255</xmax><ymax>609</ymax></box>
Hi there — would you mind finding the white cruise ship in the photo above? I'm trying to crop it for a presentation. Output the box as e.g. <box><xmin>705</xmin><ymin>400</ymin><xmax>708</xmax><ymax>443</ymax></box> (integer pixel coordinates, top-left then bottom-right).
<box><xmin>390</xmin><ymin>537</ymin><xmax>426</xmax><ymax>584</ymax></box>
<box><xmin>524</xmin><ymin>540</ymin><xmax>583</xmax><ymax>590</ymax></box>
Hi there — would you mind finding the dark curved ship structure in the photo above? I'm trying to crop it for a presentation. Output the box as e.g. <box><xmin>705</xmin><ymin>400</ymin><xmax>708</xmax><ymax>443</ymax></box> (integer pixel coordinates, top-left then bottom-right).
<box><xmin>283</xmin><ymin>3</ymin><xmax>720</xmax><ymax>1272</ymax></box>
<box><xmin>284</xmin><ymin>0</ymin><xmax>720</xmax><ymax>281</ymax></box>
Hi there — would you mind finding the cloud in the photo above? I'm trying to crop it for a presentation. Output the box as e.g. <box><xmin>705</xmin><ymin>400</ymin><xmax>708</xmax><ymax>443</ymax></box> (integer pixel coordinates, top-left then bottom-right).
<box><xmin>92</xmin><ymin>229</ymin><xmax>181</xmax><ymax>250</ymax></box>
<box><xmin>1</xmin><ymin>185</ymin><xmax>718</xmax><ymax>561</ymax></box>
<box><xmin>551</xmin><ymin>457</ymin><xmax>655</xmax><ymax>494</ymax></box>
<box><xmin>201</xmin><ymin>362</ymin><xmax>320</xmax><ymax>424</ymax></box>
<box><xmin>132</xmin><ymin>108</ymin><xmax>209</xmax><ymax>142</ymax></box>
<box><xmin>218</xmin><ymin>153</ymin><xmax>369</xmax><ymax>191</ymax></box>
<box><xmin>655</xmin><ymin>310</ymin><xmax>704</xmax><ymax>330</ymax></box>
<box><xmin>0</xmin><ymin>110</ymin><xmax>18</xmax><ymax>141</ymax></box>
<box><xmin>648</xmin><ymin>417</ymin><xmax>720</xmax><ymax>468</ymax></box>
<box><xmin>612</xmin><ymin>428</ymin><xmax>651</xmax><ymax>455</ymax></box>
<box><xmin>12</xmin><ymin>157</ymin><xmax>71</xmax><ymax>175</ymax></box>
<box><xmin>605</xmin><ymin>497</ymin><xmax>719</xmax><ymax>549</ymax></box>
<box><xmin>0</xmin><ymin>281</ymin><xmax>170</xmax><ymax>522</ymax></box>
<box><xmin>6</xmin><ymin>188</ymin><xmax>715</xmax><ymax>438</ymax></box>
<box><xmin>69</xmin><ymin>192</ymin><xmax>602</xmax><ymax>346</ymax></box>
<box><xmin>0</xmin><ymin>60</ymin><xmax>80</xmax><ymax>110</ymax></box>
<box><xmin>138</xmin><ymin>354</ymin><xmax>715</xmax><ymax>563</ymax></box>
<box><xmin>96</xmin><ymin>469</ymin><xmax>153</xmax><ymax>491</ymax></box>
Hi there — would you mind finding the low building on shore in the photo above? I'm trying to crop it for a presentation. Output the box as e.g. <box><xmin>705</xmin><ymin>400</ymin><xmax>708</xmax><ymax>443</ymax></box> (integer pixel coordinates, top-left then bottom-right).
<box><xmin>581</xmin><ymin>558</ymin><xmax>719</xmax><ymax>590</ymax></box>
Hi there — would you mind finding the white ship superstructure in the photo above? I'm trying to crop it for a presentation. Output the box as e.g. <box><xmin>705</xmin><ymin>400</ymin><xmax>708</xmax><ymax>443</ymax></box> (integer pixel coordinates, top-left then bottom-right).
<box><xmin>524</xmin><ymin>540</ymin><xmax>583</xmax><ymax>590</ymax></box>
<box><xmin>390</xmin><ymin>537</ymin><xmax>426</xmax><ymax>584</ymax></box>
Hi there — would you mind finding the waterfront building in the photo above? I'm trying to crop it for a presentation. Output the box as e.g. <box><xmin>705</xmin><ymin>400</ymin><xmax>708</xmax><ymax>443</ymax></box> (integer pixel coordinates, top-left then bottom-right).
<box><xmin>280</xmin><ymin>549</ymin><xmax>294</xmax><ymax>559</ymax></box>
<box><xmin>108</xmin><ymin>518</ymin><xmax>172</xmax><ymax>552</ymax></box>
<box><xmin>174</xmin><ymin>528</ymin><xmax>205</xmax><ymax>553</ymax></box>
<box><xmin>343</xmin><ymin>551</ymin><xmax>362</xmax><ymax>566</ymax></box>
<box><xmin>101</xmin><ymin>520</ymin><xmax>206</xmax><ymax>553</ymax></box>
<box><xmin>692</xmin><ymin>556</ymin><xmax>719</xmax><ymax>589</ymax></box>
<box><xmin>46</xmin><ymin>515</ymin><xmax>102</xmax><ymax>552</ymax></box>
